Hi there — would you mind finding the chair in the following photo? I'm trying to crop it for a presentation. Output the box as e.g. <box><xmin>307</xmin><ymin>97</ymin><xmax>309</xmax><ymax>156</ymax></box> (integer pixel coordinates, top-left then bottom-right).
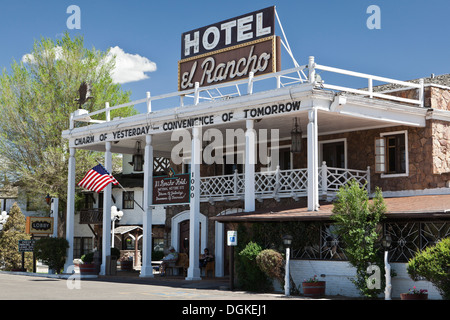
<box><xmin>204</xmin><ymin>260</ymin><xmax>215</xmax><ymax>277</ymax></box>
<box><xmin>166</xmin><ymin>253</ymin><xmax>189</xmax><ymax>276</ymax></box>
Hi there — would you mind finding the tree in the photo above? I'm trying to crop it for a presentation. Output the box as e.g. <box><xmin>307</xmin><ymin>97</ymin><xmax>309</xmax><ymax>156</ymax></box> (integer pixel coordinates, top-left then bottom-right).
<box><xmin>407</xmin><ymin>237</ymin><xmax>450</xmax><ymax>300</ymax></box>
<box><xmin>332</xmin><ymin>180</ymin><xmax>387</xmax><ymax>298</ymax></box>
<box><xmin>0</xmin><ymin>33</ymin><xmax>136</xmax><ymax>217</ymax></box>
<box><xmin>0</xmin><ymin>203</ymin><xmax>32</xmax><ymax>270</ymax></box>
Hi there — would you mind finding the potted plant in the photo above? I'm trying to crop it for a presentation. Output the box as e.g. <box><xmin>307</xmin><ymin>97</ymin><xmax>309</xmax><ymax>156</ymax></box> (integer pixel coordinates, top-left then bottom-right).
<box><xmin>400</xmin><ymin>286</ymin><xmax>428</xmax><ymax>300</ymax></box>
<box><xmin>301</xmin><ymin>275</ymin><xmax>326</xmax><ymax>297</ymax></box>
<box><xmin>79</xmin><ymin>252</ymin><xmax>97</xmax><ymax>274</ymax></box>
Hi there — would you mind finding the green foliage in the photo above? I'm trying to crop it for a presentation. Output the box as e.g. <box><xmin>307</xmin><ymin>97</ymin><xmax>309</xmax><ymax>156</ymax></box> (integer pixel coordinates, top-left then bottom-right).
<box><xmin>256</xmin><ymin>249</ymin><xmax>284</xmax><ymax>282</ymax></box>
<box><xmin>407</xmin><ymin>237</ymin><xmax>450</xmax><ymax>299</ymax></box>
<box><xmin>0</xmin><ymin>32</ymin><xmax>136</xmax><ymax>213</ymax></box>
<box><xmin>332</xmin><ymin>180</ymin><xmax>387</xmax><ymax>298</ymax></box>
<box><xmin>33</xmin><ymin>237</ymin><xmax>69</xmax><ymax>273</ymax></box>
<box><xmin>0</xmin><ymin>203</ymin><xmax>32</xmax><ymax>270</ymax></box>
<box><xmin>237</xmin><ymin>241</ymin><xmax>272</xmax><ymax>292</ymax></box>
<box><xmin>81</xmin><ymin>252</ymin><xmax>94</xmax><ymax>264</ymax></box>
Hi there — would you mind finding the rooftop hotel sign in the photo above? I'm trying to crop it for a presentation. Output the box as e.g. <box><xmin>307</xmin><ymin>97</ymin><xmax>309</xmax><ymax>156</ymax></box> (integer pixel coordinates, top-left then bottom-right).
<box><xmin>178</xmin><ymin>6</ymin><xmax>280</xmax><ymax>91</ymax></box>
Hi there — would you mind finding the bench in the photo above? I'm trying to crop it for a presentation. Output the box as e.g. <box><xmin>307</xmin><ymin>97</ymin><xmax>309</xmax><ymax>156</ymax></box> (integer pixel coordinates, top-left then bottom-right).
<box><xmin>166</xmin><ymin>253</ymin><xmax>189</xmax><ymax>276</ymax></box>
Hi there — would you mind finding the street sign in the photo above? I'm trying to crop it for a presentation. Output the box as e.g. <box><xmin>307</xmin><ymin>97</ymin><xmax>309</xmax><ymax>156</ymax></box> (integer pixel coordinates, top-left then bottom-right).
<box><xmin>227</xmin><ymin>230</ymin><xmax>237</xmax><ymax>246</ymax></box>
<box><xmin>18</xmin><ymin>239</ymin><xmax>36</xmax><ymax>252</ymax></box>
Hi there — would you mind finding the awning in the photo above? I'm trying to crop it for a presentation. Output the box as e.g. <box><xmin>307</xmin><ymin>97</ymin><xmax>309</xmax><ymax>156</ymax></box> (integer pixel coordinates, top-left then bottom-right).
<box><xmin>113</xmin><ymin>225</ymin><xmax>143</xmax><ymax>234</ymax></box>
<box><xmin>210</xmin><ymin>194</ymin><xmax>450</xmax><ymax>222</ymax></box>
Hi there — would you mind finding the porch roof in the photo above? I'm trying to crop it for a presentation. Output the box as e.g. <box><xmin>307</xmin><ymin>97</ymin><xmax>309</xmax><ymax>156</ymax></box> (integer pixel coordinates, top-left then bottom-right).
<box><xmin>210</xmin><ymin>194</ymin><xmax>450</xmax><ymax>222</ymax></box>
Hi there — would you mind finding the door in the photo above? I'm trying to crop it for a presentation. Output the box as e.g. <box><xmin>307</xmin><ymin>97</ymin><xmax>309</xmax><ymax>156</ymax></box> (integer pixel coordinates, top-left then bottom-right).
<box><xmin>179</xmin><ymin>220</ymin><xmax>190</xmax><ymax>254</ymax></box>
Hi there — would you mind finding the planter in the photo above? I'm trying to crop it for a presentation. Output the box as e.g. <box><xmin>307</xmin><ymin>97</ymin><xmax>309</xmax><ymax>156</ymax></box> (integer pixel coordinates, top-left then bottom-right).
<box><xmin>79</xmin><ymin>263</ymin><xmax>97</xmax><ymax>275</ymax></box>
<box><xmin>400</xmin><ymin>293</ymin><xmax>428</xmax><ymax>300</ymax></box>
<box><xmin>302</xmin><ymin>281</ymin><xmax>326</xmax><ymax>297</ymax></box>
<box><xmin>118</xmin><ymin>260</ymin><xmax>133</xmax><ymax>271</ymax></box>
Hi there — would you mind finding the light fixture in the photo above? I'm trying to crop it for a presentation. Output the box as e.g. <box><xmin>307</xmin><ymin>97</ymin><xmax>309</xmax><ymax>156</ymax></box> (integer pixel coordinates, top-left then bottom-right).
<box><xmin>382</xmin><ymin>234</ymin><xmax>392</xmax><ymax>249</ymax></box>
<box><xmin>45</xmin><ymin>193</ymin><xmax>52</xmax><ymax>205</ymax></box>
<box><xmin>129</xmin><ymin>141</ymin><xmax>144</xmax><ymax>172</ymax></box>
<box><xmin>282</xmin><ymin>234</ymin><xmax>293</xmax><ymax>296</ymax></box>
<box><xmin>291</xmin><ymin>117</ymin><xmax>302</xmax><ymax>153</ymax></box>
<box><xmin>282</xmin><ymin>234</ymin><xmax>293</xmax><ymax>248</ymax></box>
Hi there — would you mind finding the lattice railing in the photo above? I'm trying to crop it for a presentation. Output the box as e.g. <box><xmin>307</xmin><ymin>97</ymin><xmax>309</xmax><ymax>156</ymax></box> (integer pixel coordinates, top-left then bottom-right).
<box><xmin>199</xmin><ymin>164</ymin><xmax>370</xmax><ymax>201</ymax></box>
<box><xmin>200</xmin><ymin>170</ymin><xmax>245</xmax><ymax>198</ymax></box>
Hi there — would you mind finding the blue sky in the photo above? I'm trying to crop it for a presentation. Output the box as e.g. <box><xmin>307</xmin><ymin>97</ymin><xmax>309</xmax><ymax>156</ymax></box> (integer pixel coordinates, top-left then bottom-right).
<box><xmin>1</xmin><ymin>0</ymin><xmax>449</xmax><ymax>113</ymax></box>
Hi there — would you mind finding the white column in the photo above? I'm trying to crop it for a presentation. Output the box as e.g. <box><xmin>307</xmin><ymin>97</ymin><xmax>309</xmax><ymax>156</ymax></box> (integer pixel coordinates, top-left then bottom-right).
<box><xmin>244</xmin><ymin>119</ymin><xmax>256</xmax><ymax>212</ymax></box>
<box><xmin>64</xmin><ymin>148</ymin><xmax>76</xmax><ymax>273</ymax></box>
<box><xmin>307</xmin><ymin>108</ymin><xmax>319</xmax><ymax>211</ymax></box>
<box><xmin>186</xmin><ymin>125</ymin><xmax>201</xmax><ymax>280</ymax></box>
<box><xmin>140</xmin><ymin>135</ymin><xmax>154</xmax><ymax>278</ymax></box>
<box><xmin>100</xmin><ymin>141</ymin><xmax>112</xmax><ymax>275</ymax></box>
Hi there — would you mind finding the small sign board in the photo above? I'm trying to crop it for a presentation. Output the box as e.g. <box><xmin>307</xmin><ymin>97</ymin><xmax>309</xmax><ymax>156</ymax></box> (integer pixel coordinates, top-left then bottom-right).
<box><xmin>26</xmin><ymin>217</ymin><xmax>54</xmax><ymax>235</ymax></box>
<box><xmin>18</xmin><ymin>239</ymin><xmax>36</xmax><ymax>252</ymax></box>
<box><xmin>152</xmin><ymin>172</ymin><xmax>190</xmax><ymax>205</ymax></box>
<box><xmin>227</xmin><ymin>231</ymin><xmax>238</xmax><ymax>246</ymax></box>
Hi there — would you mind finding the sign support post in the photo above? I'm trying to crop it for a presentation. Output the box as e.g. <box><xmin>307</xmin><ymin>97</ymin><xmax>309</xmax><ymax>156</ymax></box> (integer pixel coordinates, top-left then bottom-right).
<box><xmin>227</xmin><ymin>230</ymin><xmax>237</xmax><ymax>291</ymax></box>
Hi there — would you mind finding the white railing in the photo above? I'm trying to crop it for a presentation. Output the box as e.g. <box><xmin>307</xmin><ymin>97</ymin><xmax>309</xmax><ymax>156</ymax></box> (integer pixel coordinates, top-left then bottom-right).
<box><xmin>200</xmin><ymin>163</ymin><xmax>370</xmax><ymax>202</ymax></box>
<box><xmin>71</xmin><ymin>56</ymin><xmax>425</xmax><ymax>127</ymax></box>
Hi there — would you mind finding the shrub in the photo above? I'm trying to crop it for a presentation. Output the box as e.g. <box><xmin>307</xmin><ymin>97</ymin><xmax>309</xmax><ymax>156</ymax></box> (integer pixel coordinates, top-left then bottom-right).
<box><xmin>81</xmin><ymin>252</ymin><xmax>94</xmax><ymax>264</ymax></box>
<box><xmin>407</xmin><ymin>237</ymin><xmax>450</xmax><ymax>300</ymax></box>
<box><xmin>237</xmin><ymin>241</ymin><xmax>272</xmax><ymax>292</ymax></box>
<box><xmin>33</xmin><ymin>237</ymin><xmax>69</xmax><ymax>273</ymax></box>
<box><xmin>256</xmin><ymin>249</ymin><xmax>284</xmax><ymax>282</ymax></box>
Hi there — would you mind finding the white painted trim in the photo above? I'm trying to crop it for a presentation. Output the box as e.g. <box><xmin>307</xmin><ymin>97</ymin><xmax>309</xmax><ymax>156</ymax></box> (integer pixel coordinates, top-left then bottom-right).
<box><xmin>319</xmin><ymin>138</ymin><xmax>347</xmax><ymax>169</ymax></box>
<box><xmin>170</xmin><ymin>210</ymin><xmax>207</xmax><ymax>256</ymax></box>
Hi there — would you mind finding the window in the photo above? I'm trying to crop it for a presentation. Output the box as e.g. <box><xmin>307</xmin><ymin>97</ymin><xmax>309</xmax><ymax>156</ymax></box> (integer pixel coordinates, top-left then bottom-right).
<box><xmin>375</xmin><ymin>131</ymin><xmax>408</xmax><ymax>176</ymax></box>
<box><xmin>123</xmin><ymin>191</ymin><xmax>134</xmax><ymax>209</ymax></box>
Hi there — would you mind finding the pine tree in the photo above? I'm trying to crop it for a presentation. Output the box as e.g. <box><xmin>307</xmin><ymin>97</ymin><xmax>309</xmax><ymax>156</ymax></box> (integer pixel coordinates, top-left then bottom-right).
<box><xmin>0</xmin><ymin>203</ymin><xmax>32</xmax><ymax>270</ymax></box>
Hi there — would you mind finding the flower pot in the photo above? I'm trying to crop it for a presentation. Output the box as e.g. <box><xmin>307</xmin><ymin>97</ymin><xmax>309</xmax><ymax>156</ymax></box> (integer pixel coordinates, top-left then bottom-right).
<box><xmin>302</xmin><ymin>281</ymin><xmax>326</xmax><ymax>297</ymax></box>
<box><xmin>400</xmin><ymin>293</ymin><xmax>428</xmax><ymax>300</ymax></box>
<box><xmin>79</xmin><ymin>263</ymin><xmax>97</xmax><ymax>275</ymax></box>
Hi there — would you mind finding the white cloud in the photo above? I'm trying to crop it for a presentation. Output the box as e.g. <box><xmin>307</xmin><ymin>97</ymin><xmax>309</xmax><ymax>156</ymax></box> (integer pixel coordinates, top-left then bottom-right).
<box><xmin>107</xmin><ymin>46</ymin><xmax>157</xmax><ymax>84</ymax></box>
<box><xmin>21</xmin><ymin>46</ymin><xmax>63</xmax><ymax>64</ymax></box>
<box><xmin>22</xmin><ymin>45</ymin><xmax>157</xmax><ymax>85</ymax></box>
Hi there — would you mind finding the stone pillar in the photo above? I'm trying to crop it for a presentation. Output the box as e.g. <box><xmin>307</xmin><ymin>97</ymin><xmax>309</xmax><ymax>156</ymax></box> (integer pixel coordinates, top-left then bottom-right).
<box><xmin>64</xmin><ymin>147</ymin><xmax>76</xmax><ymax>273</ymax></box>
<box><xmin>186</xmin><ymin>125</ymin><xmax>201</xmax><ymax>280</ymax></box>
<box><xmin>245</xmin><ymin>119</ymin><xmax>256</xmax><ymax>212</ymax></box>
<box><xmin>307</xmin><ymin>108</ymin><xmax>319</xmax><ymax>211</ymax></box>
<box><xmin>140</xmin><ymin>135</ymin><xmax>154</xmax><ymax>278</ymax></box>
<box><xmin>100</xmin><ymin>141</ymin><xmax>112</xmax><ymax>275</ymax></box>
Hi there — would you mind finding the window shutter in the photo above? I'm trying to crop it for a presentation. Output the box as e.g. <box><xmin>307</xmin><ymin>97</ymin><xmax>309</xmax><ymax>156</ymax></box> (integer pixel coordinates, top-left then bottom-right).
<box><xmin>375</xmin><ymin>137</ymin><xmax>386</xmax><ymax>173</ymax></box>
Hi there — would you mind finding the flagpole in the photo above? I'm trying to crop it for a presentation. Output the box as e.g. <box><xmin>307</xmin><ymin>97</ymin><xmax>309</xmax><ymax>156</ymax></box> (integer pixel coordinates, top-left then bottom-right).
<box><xmin>95</xmin><ymin>159</ymin><xmax>145</xmax><ymax>212</ymax></box>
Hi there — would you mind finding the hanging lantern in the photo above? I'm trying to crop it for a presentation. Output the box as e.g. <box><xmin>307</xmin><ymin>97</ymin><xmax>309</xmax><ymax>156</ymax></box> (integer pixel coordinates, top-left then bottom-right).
<box><xmin>45</xmin><ymin>193</ymin><xmax>52</xmax><ymax>205</ymax></box>
<box><xmin>129</xmin><ymin>141</ymin><xmax>144</xmax><ymax>171</ymax></box>
<box><xmin>291</xmin><ymin>117</ymin><xmax>302</xmax><ymax>153</ymax></box>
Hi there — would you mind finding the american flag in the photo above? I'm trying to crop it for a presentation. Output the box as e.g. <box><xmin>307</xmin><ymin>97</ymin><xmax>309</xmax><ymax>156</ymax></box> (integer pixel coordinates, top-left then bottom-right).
<box><xmin>78</xmin><ymin>164</ymin><xmax>119</xmax><ymax>192</ymax></box>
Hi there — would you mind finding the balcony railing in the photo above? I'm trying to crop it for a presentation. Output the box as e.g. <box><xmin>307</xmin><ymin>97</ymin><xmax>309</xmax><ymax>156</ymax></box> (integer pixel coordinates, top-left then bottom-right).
<box><xmin>79</xmin><ymin>208</ymin><xmax>103</xmax><ymax>225</ymax></box>
<box><xmin>200</xmin><ymin>162</ymin><xmax>370</xmax><ymax>203</ymax></box>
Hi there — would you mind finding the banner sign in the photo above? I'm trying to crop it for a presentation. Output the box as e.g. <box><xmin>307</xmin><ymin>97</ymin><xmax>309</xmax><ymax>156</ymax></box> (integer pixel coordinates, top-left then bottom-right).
<box><xmin>178</xmin><ymin>6</ymin><xmax>280</xmax><ymax>90</ymax></box>
<box><xmin>26</xmin><ymin>216</ymin><xmax>54</xmax><ymax>235</ymax></box>
<box><xmin>153</xmin><ymin>173</ymin><xmax>190</xmax><ymax>205</ymax></box>
<box><xmin>18</xmin><ymin>239</ymin><xmax>36</xmax><ymax>252</ymax></box>
<box><xmin>181</xmin><ymin>6</ymin><xmax>275</xmax><ymax>59</ymax></box>
<box><xmin>179</xmin><ymin>36</ymin><xmax>280</xmax><ymax>91</ymax></box>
